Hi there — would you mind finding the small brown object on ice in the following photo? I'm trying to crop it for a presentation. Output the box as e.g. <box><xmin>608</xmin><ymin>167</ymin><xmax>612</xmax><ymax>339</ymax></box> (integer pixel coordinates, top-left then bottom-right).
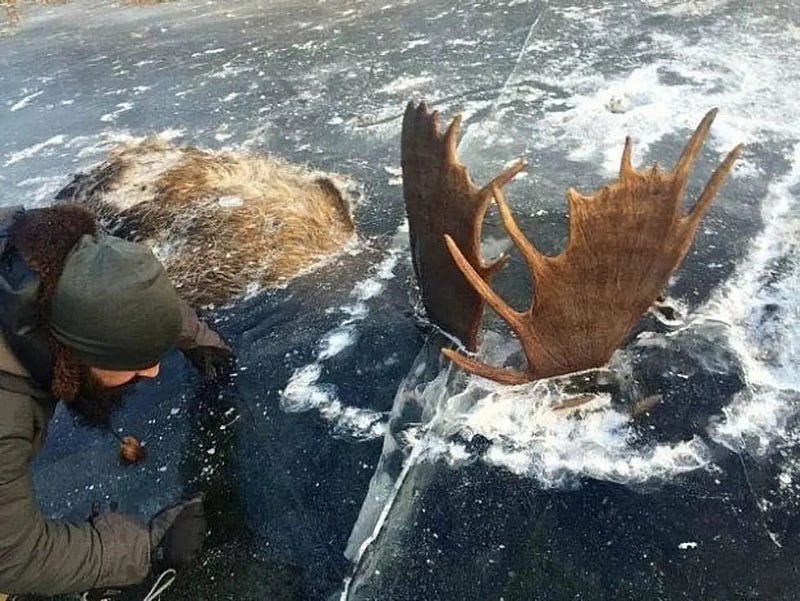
<box><xmin>119</xmin><ymin>436</ymin><xmax>147</xmax><ymax>464</ymax></box>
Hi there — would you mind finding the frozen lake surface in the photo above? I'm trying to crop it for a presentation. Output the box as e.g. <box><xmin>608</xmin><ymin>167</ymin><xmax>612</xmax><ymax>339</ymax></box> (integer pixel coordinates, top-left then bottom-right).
<box><xmin>1</xmin><ymin>0</ymin><xmax>799</xmax><ymax>599</ymax></box>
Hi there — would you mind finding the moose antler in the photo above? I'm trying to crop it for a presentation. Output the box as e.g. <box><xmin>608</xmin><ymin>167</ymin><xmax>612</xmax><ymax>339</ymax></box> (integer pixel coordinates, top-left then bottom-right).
<box><xmin>441</xmin><ymin>109</ymin><xmax>743</xmax><ymax>384</ymax></box>
<box><xmin>401</xmin><ymin>101</ymin><xmax>525</xmax><ymax>351</ymax></box>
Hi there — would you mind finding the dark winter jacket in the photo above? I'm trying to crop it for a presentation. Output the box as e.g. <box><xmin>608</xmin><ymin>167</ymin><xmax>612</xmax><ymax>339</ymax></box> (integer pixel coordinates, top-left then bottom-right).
<box><xmin>0</xmin><ymin>206</ymin><xmax>227</xmax><ymax>595</ymax></box>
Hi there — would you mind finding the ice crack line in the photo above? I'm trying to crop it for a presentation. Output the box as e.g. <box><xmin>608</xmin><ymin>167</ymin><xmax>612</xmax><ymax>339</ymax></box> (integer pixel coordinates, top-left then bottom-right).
<box><xmin>458</xmin><ymin>1</ymin><xmax>548</xmax><ymax>148</ymax></box>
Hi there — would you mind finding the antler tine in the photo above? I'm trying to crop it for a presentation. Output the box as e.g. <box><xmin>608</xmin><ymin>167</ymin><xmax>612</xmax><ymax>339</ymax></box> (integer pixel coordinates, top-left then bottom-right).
<box><xmin>682</xmin><ymin>143</ymin><xmax>743</xmax><ymax>233</ymax></box>
<box><xmin>673</xmin><ymin>108</ymin><xmax>719</xmax><ymax>192</ymax></box>
<box><xmin>443</xmin><ymin>114</ymin><xmax>463</xmax><ymax>164</ymax></box>
<box><xmin>406</xmin><ymin>100</ymin><xmax>425</xmax><ymax>128</ymax></box>
<box><xmin>620</xmin><ymin>136</ymin><xmax>634</xmax><ymax>178</ymax></box>
<box><xmin>492</xmin><ymin>183</ymin><xmax>549</xmax><ymax>283</ymax></box>
<box><xmin>489</xmin><ymin>158</ymin><xmax>528</xmax><ymax>189</ymax></box>
<box><xmin>478</xmin><ymin>160</ymin><xmax>528</xmax><ymax>275</ymax></box>
<box><xmin>408</xmin><ymin>100</ymin><xmax>441</xmax><ymax>140</ymax></box>
<box><xmin>444</xmin><ymin>234</ymin><xmax>523</xmax><ymax>329</ymax></box>
<box><xmin>441</xmin><ymin>348</ymin><xmax>533</xmax><ymax>385</ymax></box>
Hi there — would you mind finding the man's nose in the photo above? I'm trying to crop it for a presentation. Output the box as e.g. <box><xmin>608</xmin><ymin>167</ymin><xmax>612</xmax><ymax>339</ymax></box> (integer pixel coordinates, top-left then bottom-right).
<box><xmin>138</xmin><ymin>364</ymin><xmax>160</xmax><ymax>379</ymax></box>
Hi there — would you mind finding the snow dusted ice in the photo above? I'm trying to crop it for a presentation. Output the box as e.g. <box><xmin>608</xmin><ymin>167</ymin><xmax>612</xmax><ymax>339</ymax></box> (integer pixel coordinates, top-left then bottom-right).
<box><xmin>2</xmin><ymin>0</ymin><xmax>799</xmax><ymax>598</ymax></box>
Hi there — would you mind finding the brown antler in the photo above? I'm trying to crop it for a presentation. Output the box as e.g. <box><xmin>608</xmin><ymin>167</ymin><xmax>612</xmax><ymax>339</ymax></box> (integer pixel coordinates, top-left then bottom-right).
<box><xmin>401</xmin><ymin>101</ymin><xmax>525</xmax><ymax>351</ymax></box>
<box><xmin>442</xmin><ymin>109</ymin><xmax>743</xmax><ymax>384</ymax></box>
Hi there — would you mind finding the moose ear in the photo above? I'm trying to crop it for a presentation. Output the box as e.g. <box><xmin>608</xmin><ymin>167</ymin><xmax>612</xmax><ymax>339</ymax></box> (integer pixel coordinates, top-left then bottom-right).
<box><xmin>404</xmin><ymin>104</ymin><xmax>742</xmax><ymax>384</ymax></box>
<box><xmin>401</xmin><ymin>101</ymin><xmax>525</xmax><ymax>352</ymax></box>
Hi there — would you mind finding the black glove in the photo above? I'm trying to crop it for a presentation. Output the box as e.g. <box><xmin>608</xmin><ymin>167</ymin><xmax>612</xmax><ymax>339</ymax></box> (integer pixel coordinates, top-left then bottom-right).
<box><xmin>149</xmin><ymin>496</ymin><xmax>207</xmax><ymax>571</ymax></box>
<box><xmin>182</xmin><ymin>344</ymin><xmax>234</xmax><ymax>381</ymax></box>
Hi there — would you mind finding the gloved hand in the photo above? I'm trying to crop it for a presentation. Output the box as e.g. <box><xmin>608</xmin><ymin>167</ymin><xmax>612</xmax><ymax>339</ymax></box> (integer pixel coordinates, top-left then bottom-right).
<box><xmin>149</xmin><ymin>496</ymin><xmax>207</xmax><ymax>571</ymax></box>
<box><xmin>182</xmin><ymin>343</ymin><xmax>234</xmax><ymax>382</ymax></box>
<box><xmin>174</xmin><ymin>299</ymin><xmax>235</xmax><ymax>381</ymax></box>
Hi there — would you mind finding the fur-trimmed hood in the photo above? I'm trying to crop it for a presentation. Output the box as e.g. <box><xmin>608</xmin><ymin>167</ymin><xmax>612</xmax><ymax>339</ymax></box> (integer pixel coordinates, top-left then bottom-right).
<box><xmin>0</xmin><ymin>204</ymin><xmax>97</xmax><ymax>390</ymax></box>
<box><xmin>0</xmin><ymin>329</ymin><xmax>30</xmax><ymax>379</ymax></box>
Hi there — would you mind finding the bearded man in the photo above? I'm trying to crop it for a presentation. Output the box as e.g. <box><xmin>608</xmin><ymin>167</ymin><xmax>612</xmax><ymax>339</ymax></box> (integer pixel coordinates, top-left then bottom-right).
<box><xmin>0</xmin><ymin>204</ymin><xmax>233</xmax><ymax>596</ymax></box>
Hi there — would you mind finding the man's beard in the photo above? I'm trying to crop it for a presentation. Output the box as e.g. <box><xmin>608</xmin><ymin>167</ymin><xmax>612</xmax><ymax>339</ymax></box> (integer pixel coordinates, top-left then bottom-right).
<box><xmin>66</xmin><ymin>366</ymin><xmax>136</xmax><ymax>427</ymax></box>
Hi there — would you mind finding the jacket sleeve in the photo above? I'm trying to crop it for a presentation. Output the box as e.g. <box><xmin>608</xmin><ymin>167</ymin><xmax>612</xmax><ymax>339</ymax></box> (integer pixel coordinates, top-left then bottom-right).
<box><xmin>0</xmin><ymin>390</ymin><xmax>150</xmax><ymax>595</ymax></box>
<box><xmin>174</xmin><ymin>299</ymin><xmax>231</xmax><ymax>353</ymax></box>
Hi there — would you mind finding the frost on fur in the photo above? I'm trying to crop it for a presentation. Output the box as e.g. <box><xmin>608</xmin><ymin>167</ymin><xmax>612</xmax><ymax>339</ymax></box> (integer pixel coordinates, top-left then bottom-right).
<box><xmin>57</xmin><ymin>139</ymin><xmax>358</xmax><ymax>307</ymax></box>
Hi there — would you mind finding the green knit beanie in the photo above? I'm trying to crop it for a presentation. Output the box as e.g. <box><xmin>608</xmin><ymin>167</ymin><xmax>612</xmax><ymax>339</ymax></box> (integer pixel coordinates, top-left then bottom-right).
<box><xmin>50</xmin><ymin>234</ymin><xmax>182</xmax><ymax>370</ymax></box>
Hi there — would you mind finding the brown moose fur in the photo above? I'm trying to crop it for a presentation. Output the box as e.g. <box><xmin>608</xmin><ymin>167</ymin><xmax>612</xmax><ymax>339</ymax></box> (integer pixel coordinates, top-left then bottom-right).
<box><xmin>1</xmin><ymin>0</ymin><xmax>21</xmax><ymax>28</ymax></box>
<box><xmin>57</xmin><ymin>138</ymin><xmax>358</xmax><ymax>307</ymax></box>
<box><xmin>1</xmin><ymin>0</ymin><xmax>70</xmax><ymax>30</ymax></box>
<box><xmin>1</xmin><ymin>0</ymin><xmax>157</xmax><ymax>30</ymax></box>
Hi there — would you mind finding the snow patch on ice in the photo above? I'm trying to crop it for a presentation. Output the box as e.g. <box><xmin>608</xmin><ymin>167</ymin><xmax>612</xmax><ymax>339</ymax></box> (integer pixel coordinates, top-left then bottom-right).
<box><xmin>9</xmin><ymin>90</ymin><xmax>44</xmax><ymax>112</ymax></box>
<box><xmin>319</xmin><ymin>326</ymin><xmax>358</xmax><ymax>361</ymax></box>
<box><xmin>384</xmin><ymin>166</ymin><xmax>402</xmax><ymax>186</ymax></box>
<box><xmin>280</xmin><ymin>227</ymin><xmax>407</xmax><ymax>438</ymax></box>
<box><xmin>4</xmin><ymin>135</ymin><xmax>65</xmax><ymax>167</ymax></box>
<box><xmin>194</xmin><ymin>47</ymin><xmax>226</xmax><ymax>57</ymax></box>
<box><xmin>642</xmin><ymin>0</ymin><xmax>734</xmax><ymax>17</ymax></box>
<box><xmin>206</xmin><ymin>60</ymin><xmax>252</xmax><ymax>79</ymax></box>
<box><xmin>281</xmin><ymin>364</ymin><xmax>386</xmax><ymax>441</ymax></box>
<box><xmin>15</xmin><ymin>175</ymin><xmax>67</xmax><ymax>205</ymax></box>
<box><xmin>401</xmin><ymin>39</ymin><xmax>430</xmax><ymax>52</ymax></box>
<box><xmin>458</xmin><ymin>7</ymin><xmax>796</xmax><ymax>185</ymax></box>
<box><xmin>705</xmin><ymin>144</ymin><xmax>800</xmax><ymax>456</ymax></box>
<box><xmin>378</xmin><ymin>75</ymin><xmax>432</xmax><ymax>94</ymax></box>
<box><xmin>445</xmin><ymin>39</ymin><xmax>479</xmax><ymax>47</ymax></box>
<box><xmin>99</xmin><ymin>102</ymin><xmax>134</xmax><ymax>123</ymax></box>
